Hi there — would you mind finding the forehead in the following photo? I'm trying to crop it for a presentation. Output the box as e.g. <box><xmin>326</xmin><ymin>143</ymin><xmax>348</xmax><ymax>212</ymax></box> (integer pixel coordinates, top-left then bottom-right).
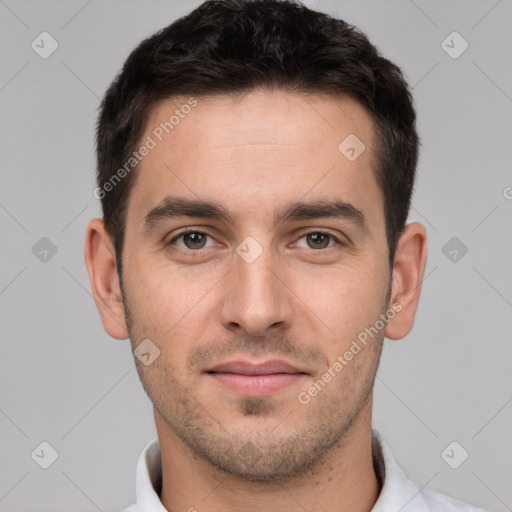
<box><xmin>145</xmin><ymin>90</ymin><xmax>375</xmax><ymax>157</ymax></box>
<box><xmin>127</xmin><ymin>90</ymin><xmax>383</xmax><ymax>230</ymax></box>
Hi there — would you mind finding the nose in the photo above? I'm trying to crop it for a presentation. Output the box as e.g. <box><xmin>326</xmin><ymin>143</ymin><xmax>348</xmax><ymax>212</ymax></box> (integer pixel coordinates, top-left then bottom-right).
<box><xmin>219</xmin><ymin>246</ymin><xmax>292</xmax><ymax>338</ymax></box>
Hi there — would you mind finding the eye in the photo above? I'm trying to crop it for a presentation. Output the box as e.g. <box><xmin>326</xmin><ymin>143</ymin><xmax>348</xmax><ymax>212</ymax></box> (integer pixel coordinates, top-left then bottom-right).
<box><xmin>169</xmin><ymin>230</ymin><xmax>216</xmax><ymax>250</ymax></box>
<box><xmin>295</xmin><ymin>231</ymin><xmax>340</xmax><ymax>250</ymax></box>
<box><xmin>167</xmin><ymin>229</ymin><xmax>342</xmax><ymax>252</ymax></box>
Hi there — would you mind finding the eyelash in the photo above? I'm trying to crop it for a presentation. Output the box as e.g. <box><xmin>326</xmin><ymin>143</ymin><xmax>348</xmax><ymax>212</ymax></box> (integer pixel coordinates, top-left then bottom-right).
<box><xmin>168</xmin><ymin>228</ymin><xmax>343</xmax><ymax>252</ymax></box>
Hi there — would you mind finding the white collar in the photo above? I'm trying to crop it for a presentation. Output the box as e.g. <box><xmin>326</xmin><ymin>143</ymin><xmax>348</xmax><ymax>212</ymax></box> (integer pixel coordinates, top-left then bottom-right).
<box><xmin>124</xmin><ymin>429</ymin><xmax>487</xmax><ymax>512</ymax></box>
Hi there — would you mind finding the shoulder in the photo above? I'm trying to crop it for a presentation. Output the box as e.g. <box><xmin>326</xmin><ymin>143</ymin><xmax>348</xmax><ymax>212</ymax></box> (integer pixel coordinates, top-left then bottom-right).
<box><xmin>371</xmin><ymin>430</ymin><xmax>490</xmax><ymax>512</ymax></box>
<box><xmin>418</xmin><ymin>486</ymin><xmax>489</xmax><ymax>512</ymax></box>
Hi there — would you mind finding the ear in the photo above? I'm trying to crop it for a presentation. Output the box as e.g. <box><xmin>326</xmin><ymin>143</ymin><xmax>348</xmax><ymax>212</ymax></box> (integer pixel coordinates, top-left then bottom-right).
<box><xmin>384</xmin><ymin>222</ymin><xmax>427</xmax><ymax>340</ymax></box>
<box><xmin>84</xmin><ymin>218</ymin><xmax>129</xmax><ymax>339</ymax></box>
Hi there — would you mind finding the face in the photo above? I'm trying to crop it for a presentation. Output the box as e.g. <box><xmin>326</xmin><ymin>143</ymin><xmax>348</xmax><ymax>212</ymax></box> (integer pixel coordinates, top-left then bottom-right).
<box><xmin>120</xmin><ymin>90</ymin><xmax>392</xmax><ymax>479</ymax></box>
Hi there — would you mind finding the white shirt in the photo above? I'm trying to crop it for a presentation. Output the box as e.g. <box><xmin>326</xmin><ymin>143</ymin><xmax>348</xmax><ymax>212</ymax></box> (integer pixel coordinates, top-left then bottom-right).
<box><xmin>122</xmin><ymin>429</ymin><xmax>488</xmax><ymax>512</ymax></box>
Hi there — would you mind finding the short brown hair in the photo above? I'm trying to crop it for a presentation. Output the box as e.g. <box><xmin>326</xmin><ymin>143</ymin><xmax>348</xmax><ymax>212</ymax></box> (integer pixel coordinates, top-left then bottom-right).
<box><xmin>95</xmin><ymin>0</ymin><xmax>419</xmax><ymax>273</ymax></box>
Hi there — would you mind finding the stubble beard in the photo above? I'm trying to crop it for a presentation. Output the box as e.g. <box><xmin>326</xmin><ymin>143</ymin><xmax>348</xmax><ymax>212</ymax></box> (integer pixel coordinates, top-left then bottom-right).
<box><xmin>119</xmin><ymin>270</ymin><xmax>388</xmax><ymax>481</ymax></box>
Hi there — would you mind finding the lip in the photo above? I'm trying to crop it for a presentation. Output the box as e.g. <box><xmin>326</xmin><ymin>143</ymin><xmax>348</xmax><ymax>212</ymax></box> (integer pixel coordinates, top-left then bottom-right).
<box><xmin>206</xmin><ymin>359</ymin><xmax>307</xmax><ymax>397</ymax></box>
<box><xmin>207</xmin><ymin>359</ymin><xmax>304</xmax><ymax>375</ymax></box>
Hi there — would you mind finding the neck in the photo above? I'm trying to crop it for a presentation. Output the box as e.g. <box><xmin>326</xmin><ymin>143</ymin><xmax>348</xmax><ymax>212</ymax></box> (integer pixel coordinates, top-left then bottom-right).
<box><xmin>155</xmin><ymin>403</ymin><xmax>380</xmax><ymax>512</ymax></box>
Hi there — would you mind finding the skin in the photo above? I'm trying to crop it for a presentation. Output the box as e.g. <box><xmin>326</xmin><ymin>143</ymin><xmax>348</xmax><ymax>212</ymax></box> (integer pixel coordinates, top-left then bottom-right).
<box><xmin>85</xmin><ymin>90</ymin><xmax>427</xmax><ymax>512</ymax></box>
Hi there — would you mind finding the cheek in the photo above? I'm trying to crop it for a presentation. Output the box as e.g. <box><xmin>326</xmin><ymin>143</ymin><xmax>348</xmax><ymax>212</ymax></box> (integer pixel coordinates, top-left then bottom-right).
<box><xmin>293</xmin><ymin>260</ymin><xmax>387</xmax><ymax>345</ymax></box>
<box><xmin>128</xmin><ymin>255</ymin><xmax>177</xmax><ymax>314</ymax></box>
<box><xmin>126</xmin><ymin>257</ymin><xmax>215</xmax><ymax>346</ymax></box>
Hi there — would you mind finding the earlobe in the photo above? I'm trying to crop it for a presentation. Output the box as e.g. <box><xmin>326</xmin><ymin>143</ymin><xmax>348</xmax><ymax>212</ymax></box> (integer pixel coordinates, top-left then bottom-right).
<box><xmin>84</xmin><ymin>218</ymin><xmax>130</xmax><ymax>340</ymax></box>
<box><xmin>384</xmin><ymin>222</ymin><xmax>427</xmax><ymax>341</ymax></box>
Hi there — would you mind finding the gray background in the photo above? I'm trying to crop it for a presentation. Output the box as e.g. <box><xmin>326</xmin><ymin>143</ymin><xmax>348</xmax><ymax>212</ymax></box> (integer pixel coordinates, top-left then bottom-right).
<box><xmin>0</xmin><ymin>0</ymin><xmax>511</xmax><ymax>511</ymax></box>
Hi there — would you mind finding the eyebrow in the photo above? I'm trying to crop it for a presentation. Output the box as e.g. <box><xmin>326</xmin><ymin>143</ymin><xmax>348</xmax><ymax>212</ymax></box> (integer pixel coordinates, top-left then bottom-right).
<box><xmin>142</xmin><ymin>195</ymin><xmax>369</xmax><ymax>234</ymax></box>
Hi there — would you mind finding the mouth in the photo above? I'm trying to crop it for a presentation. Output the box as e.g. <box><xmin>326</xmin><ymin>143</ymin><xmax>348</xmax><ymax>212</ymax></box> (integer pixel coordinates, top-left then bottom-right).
<box><xmin>205</xmin><ymin>359</ymin><xmax>308</xmax><ymax>397</ymax></box>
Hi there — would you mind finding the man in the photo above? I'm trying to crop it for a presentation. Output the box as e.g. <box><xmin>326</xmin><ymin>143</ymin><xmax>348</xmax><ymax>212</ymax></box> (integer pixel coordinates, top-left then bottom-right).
<box><xmin>85</xmin><ymin>1</ymin><xmax>487</xmax><ymax>510</ymax></box>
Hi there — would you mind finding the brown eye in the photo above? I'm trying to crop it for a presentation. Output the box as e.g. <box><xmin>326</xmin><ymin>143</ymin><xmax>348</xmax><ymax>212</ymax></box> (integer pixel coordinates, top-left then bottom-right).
<box><xmin>296</xmin><ymin>232</ymin><xmax>339</xmax><ymax>250</ymax></box>
<box><xmin>306</xmin><ymin>232</ymin><xmax>331</xmax><ymax>249</ymax></box>
<box><xmin>170</xmin><ymin>231</ymin><xmax>214</xmax><ymax>250</ymax></box>
<box><xmin>183</xmin><ymin>232</ymin><xmax>207</xmax><ymax>249</ymax></box>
